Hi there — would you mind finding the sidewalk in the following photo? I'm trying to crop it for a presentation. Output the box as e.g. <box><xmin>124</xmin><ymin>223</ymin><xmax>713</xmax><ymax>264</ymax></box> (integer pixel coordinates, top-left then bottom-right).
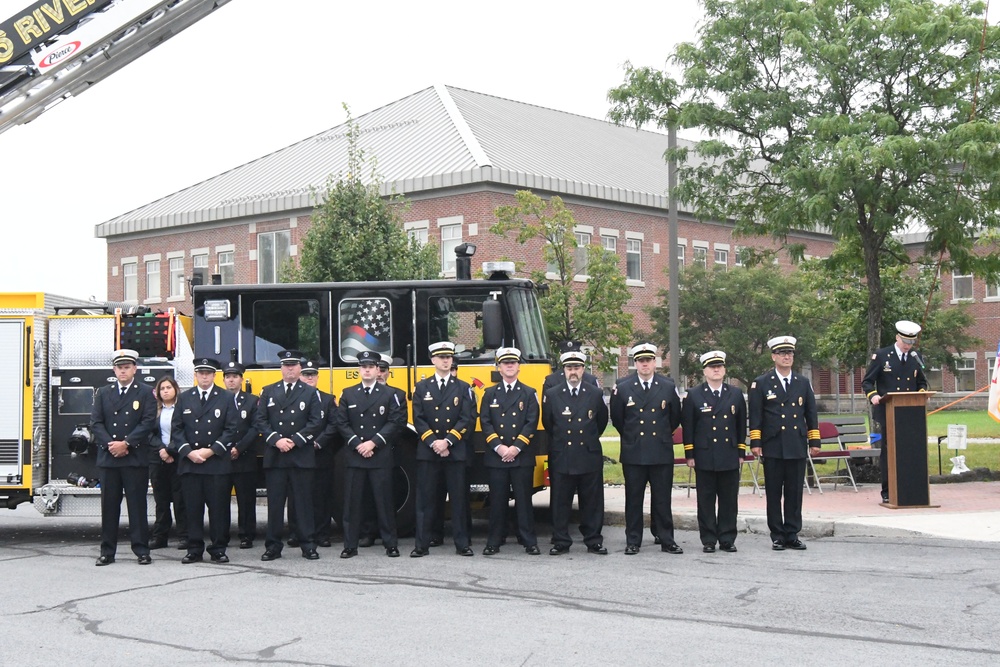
<box><xmin>548</xmin><ymin>479</ymin><xmax>1000</xmax><ymax>542</ymax></box>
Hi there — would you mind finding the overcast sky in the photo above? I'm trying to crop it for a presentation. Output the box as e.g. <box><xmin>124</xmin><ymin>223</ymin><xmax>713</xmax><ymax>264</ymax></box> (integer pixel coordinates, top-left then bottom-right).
<box><xmin>1</xmin><ymin>0</ymin><xmax>705</xmax><ymax>299</ymax></box>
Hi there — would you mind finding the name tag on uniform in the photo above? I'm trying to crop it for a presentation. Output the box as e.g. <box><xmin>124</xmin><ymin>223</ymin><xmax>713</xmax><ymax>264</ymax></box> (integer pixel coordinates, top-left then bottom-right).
<box><xmin>766</xmin><ymin>391</ymin><xmax>777</xmax><ymax>400</ymax></box>
<box><xmin>183</xmin><ymin>409</ymin><xmax>192</xmax><ymax>414</ymax></box>
<box><xmin>268</xmin><ymin>398</ymin><xmax>275</xmax><ymax>406</ymax></box>
<box><xmin>562</xmin><ymin>406</ymin><xmax>572</xmax><ymax>416</ymax></box>
<box><xmin>348</xmin><ymin>404</ymin><xmax>357</xmax><ymax>409</ymax></box>
<box><xmin>490</xmin><ymin>401</ymin><xmax>500</xmax><ymax>408</ymax></box>
<box><xmin>626</xmin><ymin>397</ymin><xmax>635</xmax><ymax>406</ymax></box>
<box><xmin>700</xmin><ymin>404</ymin><xmax>712</xmax><ymax>413</ymax></box>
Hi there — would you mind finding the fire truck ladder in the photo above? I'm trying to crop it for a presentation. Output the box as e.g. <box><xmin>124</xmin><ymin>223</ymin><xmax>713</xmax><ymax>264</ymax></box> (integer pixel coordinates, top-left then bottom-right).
<box><xmin>0</xmin><ymin>0</ymin><xmax>234</xmax><ymax>136</ymax></box>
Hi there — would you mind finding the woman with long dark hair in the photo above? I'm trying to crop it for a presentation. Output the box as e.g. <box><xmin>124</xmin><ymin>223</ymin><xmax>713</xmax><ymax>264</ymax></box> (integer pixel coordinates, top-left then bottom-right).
<box><xmin>149</xmin><ymin>375</ymin><xmax>187</xmax><ymax>549</ymax></box>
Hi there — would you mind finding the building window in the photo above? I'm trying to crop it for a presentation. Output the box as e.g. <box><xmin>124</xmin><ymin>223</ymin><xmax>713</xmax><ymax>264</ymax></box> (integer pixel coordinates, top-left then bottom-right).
<box><xmin>714</xmin><ymin>248</ymin><xmax>728</xmax><ymax>270</ymax></box>
<box><xmin>676</xmin><ymin>244</ymin><xmax>685</xmax><ymax>267</ymax></box>
<box><xmin>626</xmin><ymin>238</ymin><xmax>641</xmax><ymax>281</ymax></box>
<box><xmin>169</xmin><ymin>257</ymin><xmax>185</xmax><ymax>298</ymax></box>
<box><xmin>693</xmin><ymin>246</ymin><xmax>708</xmax><ymax>268</ymax></box>
<box><xmin>218</xmin><ymin>251</ymin><xmax>234</xmax><ymax>284</ymax></box>
<box><xmin>440</xmin><ymin>223</ymin><xmax>462</xmax><ymax>273</ymax></box>
<box><xmin>258</xmin><ymin>230</ymin><xmax>291</xmax><ymax>284</ymax></box>
<box><xmin>952</xmin><ymin>274</ymin><xmax>973</xmax><ymax>301</ymax></box>
<box><xmin>734</xmin><ymin>246</ymin><xmax>744</xmax><ymax>267</ymax></box>
<box><xmin>954</xmin><ymin>357</ymin><xmax>976</xmax><ymax>392</ymax></box>
<box><xmin>146</xmin><ymin>260</ymin><xmax>160</xmax><ymax>299</ymax></box>
<box><xmin>986</xmin><ymin>282</ymin><xmax>1000</xmax><ymax>300</ymax></box>
<box><xmin>123</xmin><ymin>262</ymin><xmax>137</xmax><ymax>302</ymax></box>
<box><xmin>408</xmin><ymin>227</ymin><xmax>428</xmax><ymax>246</ymax></box>
<box><xmin>193</xmin><ymin>253</ymin><xmax>208</xmax><ymax>278</ymax></box>
<box><xmin>601</xmin><ymin>235</ymin><xmax>617</xmax><ymax>253</ymax></box>
<box><xmin>925</xmin><ymin>367</ymin><xmax>943</xmax><ymax>392</ymax></box>
<box><xmin>574</xmin><ymin>232</ymin><xmax>591</xmax><ymax>275</ymax></box>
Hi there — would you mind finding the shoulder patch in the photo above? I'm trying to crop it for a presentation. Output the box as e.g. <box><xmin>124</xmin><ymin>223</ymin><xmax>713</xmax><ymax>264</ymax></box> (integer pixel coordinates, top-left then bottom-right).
<box><xmin>871</xmin><ymin>354</ymin><xmax>877</xmax><ymax>360</ymax></box>
<box><xmin>750</xmin><ymin>381</ymin><xmax>756</xmax><ymax>389</ymax></box>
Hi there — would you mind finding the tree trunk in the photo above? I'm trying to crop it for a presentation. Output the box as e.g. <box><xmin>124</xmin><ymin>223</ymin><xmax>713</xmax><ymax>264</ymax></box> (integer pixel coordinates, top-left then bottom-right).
<box><xmin>861</xmin><ymin>226</ymin><xmax>883</xmax><ymax>355</ymax></box>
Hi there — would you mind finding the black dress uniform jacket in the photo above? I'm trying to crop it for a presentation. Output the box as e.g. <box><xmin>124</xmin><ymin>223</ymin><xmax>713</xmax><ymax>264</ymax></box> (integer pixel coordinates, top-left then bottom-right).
<box><xmin>412</xmin><ymin>376</ymin><xmax>476</xmax><ymax>462</ymax></box>
<box><xmin>542</xmin><ymin>382</ymin><xmax>609</xmax><ymax>474</ymax></box>
<box><xmin>480</xmin><ymin>381</ymin><xmax>539</xmax><ymax>468</ymax></box>
<box><xmin>254</xmin><ymin>380</ymin><xmax>324</xmax><ymax>468</ymax></box>
<box><xmin>682</xmin><ymin>383</ymin><xmax>748</xmax><ymax>470</ymax></box>
<box><xmin>748</xmin><ymin>371</ymin><xmax>820</xmax><ymax>457</ymax></box>
<box><xmin>91</xmin><ymin>382</ymin><xmax>158</xmax><ymax>467</ymax></box>
<box><xmin>861</xmin><ymin>344</ymin><xmax>929</xmax><ymax>423</ymax></box>
<box><xmin>314</xmin><ymin>389</ymin><xmax>341</xmax><ymax>466</ymax></box>
<box><xmin>336</xmin><ymin>383</ymin><xmax>406</xmax><ymax>469</ymax></box>
<box><xmin>230</xmin><ymin>390</ymin><xmax>261</xmax><ymax>474</ymax></box>
<box><xmin>610</xmin><ymin>373</ymin><xmax>681</xmax><ymax>466</ymax></box>
<box><xmin>171</xmin><ymin>385</ymin><xmax>239</xmax><ymax>476</ymax></box>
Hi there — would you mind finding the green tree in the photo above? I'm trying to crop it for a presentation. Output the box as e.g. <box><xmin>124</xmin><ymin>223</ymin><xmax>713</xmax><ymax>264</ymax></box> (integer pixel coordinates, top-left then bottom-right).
<box><xmin>794</xmin><ymin>249</ymin><xmax>978</xmax><ymax>373</ymax></box>
<box><xmin>492</xmin><ymin>191</ymin><xmax>633</xmax><ymax>372</ymax></box>
<box><xmin>649</xmin><ymin>263</ymin><xmax>819</xmax><ymax>388</ymax></box>
<box><xmin>608</xmin><ymin>0</ymin><xmax>1000</xmax><ymax>356</ymax></box>
<box><xmin>288</xmin><ymin>108</ymin><xmax>439</xmax><ymax>283</ymax></box>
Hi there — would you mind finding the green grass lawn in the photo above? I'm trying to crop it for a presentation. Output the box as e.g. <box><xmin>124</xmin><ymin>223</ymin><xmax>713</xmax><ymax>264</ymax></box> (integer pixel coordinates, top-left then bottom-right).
<box><xmin>601</xmin><ymin>410</ymin><xmax>1000</xmax><ymax>485</ymax></box>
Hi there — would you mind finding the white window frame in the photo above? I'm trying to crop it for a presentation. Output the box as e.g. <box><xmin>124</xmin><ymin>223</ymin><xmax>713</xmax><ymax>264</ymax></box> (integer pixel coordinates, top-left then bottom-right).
<box><xmin>714</xmin><ymin>247</ymin><xmax>729</xmax><ymax>270</ymax></box>
<box><xmin>122</xmin><ymin>261</ymin><xmax>137</xmax><ymax>302</ymax></box>
<box><xmin>693</xmin><ymin>245</ymin><xmax>708</xmax><ymax>269</ymax></box>
<box><xmin>168</xmin><ymin>256</ymin><xmax>185</xmax><ymax>300</ymax></box>
<box><xmin>574</xmin><ymin>231</ymin><xmax>591</xmax><ymax>279</ymax></box>
<box><xmin>145</xmin><ymin>259</ymin><xmax>160</xmax><ymax>301</ymax></box>
<box><xmin>954</xmin><ymin>355</ymin><xmax>976</xmax><ymax>392</ymax></box>
<box><xmin>985</xmin><ymin>281</ymin><xmax>1000</xmax><ymax>301</ymax></box>
<box><xmin>601</xmin><ymin>235</ymin><xmax>617</xmax><ymax>253</ymax></box>
<box><xmin>439</xmin><ymin>220</ymin><xmax>463</xmax><ymax>274</ymax></box>
<box><xmin>952</xmin><ymin>273</ymin><xmax>973</xmax><ymax>302</ymax></box>
<box><xmin>258</xmin><ymin>230</ymin><xmax>291</xmax><ymax>284</ymax></box>
<box><xmin>406</xmin><ymin>220</ymin><xmax>429</xmax><ymax>247</ymax></box>
<box><xmin>626</xmin><ymin>237</ymin><xmax>642</xmax><ymax>282</ymax></box>
<box><xmin>218</xmin><ymin>251</ymin><xmax>235</xmax><ymax>285</ymax></box>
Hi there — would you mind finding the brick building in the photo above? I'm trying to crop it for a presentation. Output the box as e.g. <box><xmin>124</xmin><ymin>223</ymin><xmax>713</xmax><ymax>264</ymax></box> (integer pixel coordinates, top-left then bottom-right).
<box><xmin>96</xmin><ymin>85</ymin><xmax>992</xmax><ymax>405</ymax></box>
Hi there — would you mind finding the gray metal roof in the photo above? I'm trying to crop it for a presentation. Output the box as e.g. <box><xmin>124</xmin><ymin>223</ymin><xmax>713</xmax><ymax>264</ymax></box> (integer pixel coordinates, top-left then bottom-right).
<box><xmin>96</xmin><ymin>85</ymin><xmax>689</xmax><ymax>238</ymax></box>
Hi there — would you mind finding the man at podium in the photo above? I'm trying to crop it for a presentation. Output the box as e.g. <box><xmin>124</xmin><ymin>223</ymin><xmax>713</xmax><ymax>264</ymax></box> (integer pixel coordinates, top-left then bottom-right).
<box><xmin>862</xmin><ymin>320</ymin><xmax>929</xmax><ymax>503</ymax></box>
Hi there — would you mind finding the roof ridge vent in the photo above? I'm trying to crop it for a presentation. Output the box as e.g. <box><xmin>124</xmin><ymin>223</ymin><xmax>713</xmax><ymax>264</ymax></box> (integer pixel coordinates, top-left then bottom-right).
<box><xmin>434</xmin><ymin>84</ymin><xmax>492</xmax><ymax>168</ymax></box>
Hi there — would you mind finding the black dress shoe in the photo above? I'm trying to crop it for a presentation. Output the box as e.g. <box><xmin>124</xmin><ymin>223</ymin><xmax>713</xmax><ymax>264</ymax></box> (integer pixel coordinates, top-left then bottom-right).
<box><xmin>317</xmin><ymin>538</ymin><xmax>332</xmax><ymax>548</ymax></box>
<box><xmin>302</xmin><ymin>549</ymin><xmax>320</xmax><ymax>560</ymax></box>
<box><xmin>662</xmin><ymin>544</ymin><xmax>684</xmax><ymax>555</ymax></box>
<box><xmin>786</xmin><ymin>539</ymin><xmax>807</xmax><ymax>550</ymax></box>
<box><xmin>549</xmin><ymin>545</ymin><xmax>570</xmax><ymax>555</ymax></box>
<box><xmin>428</xmin><ymin>538</ymin><xmax>444</xmax><ymax>547</ymax></box>
<box><xmin>525</xmin><ymin>545</ymin><xmax>540</xmax><ymax>555</ymax></box>
<box><xmin>702</xmin><ymin>544</ymin><xmax>716</xmax><ymax>553</ymax></box>
<box><xmin>176</xmin><ymin>540</ymin><xmax>190</xmax><ymax>550</ymax></box>
<box><xmin>385</xmin><ymin>547</ymin><xmax>400</xmax><ymax>558</ymax></box>
<box><xmin>340</xmin><ymin>548</ymin><xmax>357</xmax><ymax>559</ymax></box>
<box><xmin>181</xmin><ymin>553</ymin><xmax>203</xmax><ymax>564</ymax></box>
<box><xmin>149</xmin><ymin>538</ymin><xmax>167</xmax><ymax>550</ymax></box>
<box><xmin>881</xmin><ymin>492</ymin><xmax>889</xmax><ymax>503</ymax></box>
<box><xmin>624</xmin><ymin>544</ymin><xmax>639</xmax><ymax>555</ymax></box>
<box><xmin>211</xmin><ymin>553</ymin><xmax>229</xmax><ymax>563</ymax></box>
<box><xmin>410</xmin><ymin>548</ymin><xmax>428</xmax><ymax>558</ymax></box>
<box><xmin>261</xmin><ymin>550</ymin><xmax>282</xmax><ymax>561</ymax></box>
<box><xmin>483</xmin><ymin>545</ymin><xmax>499</xmax><ymax>556</ymax></box>
<box><xmin>358</xmin><ymin>536</ymin><xmax>375</xmax><ymax>548</ymax></box>
<box><xmin>95</xmin><ymin>555</ymin><xmax>115</xmax><ymax>566</ymax></box>
<box><xmin>587</xmin><ymin>544</ymin><xmax>608</xmax><ymax>555</ymax></box>
<box><xmin>653</xmin><ymin>535</ymin><xmax>661</xmax><ymax>545</ymax></box>
<box><xmin>720</xmin><ymin>543</ymin><xmax>738</xmax><ymax>553</ymax></box>
<box><xmin>287</xmin><ymin>538</ymin><xmax>300</xmax><ymax>548</ymax></box>
<box><xmin>457</xmin><ymin>546</ymin><xmax>474</xmax><ymax>556</ymax></box>
<box><xmin>137</xmin><ymin>554</ymin><xmax>152</xmax><ymax>565</ymax></box>
<box><xmin>239</xmin><ymin>539</ymin><xmax>253</xmax><ymax>550</ymax></box>
<box><xmin>771</xmin><ymin>540</ymin><xmax>786</xmax><ymax>551</ymax></box>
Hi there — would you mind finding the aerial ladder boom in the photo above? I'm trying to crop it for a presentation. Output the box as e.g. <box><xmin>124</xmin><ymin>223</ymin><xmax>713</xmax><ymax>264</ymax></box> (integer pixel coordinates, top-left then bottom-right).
<box><xmin>0</xmin><ymin>0</ymin><xmax>234</xmax><ymax>136</ymax></box>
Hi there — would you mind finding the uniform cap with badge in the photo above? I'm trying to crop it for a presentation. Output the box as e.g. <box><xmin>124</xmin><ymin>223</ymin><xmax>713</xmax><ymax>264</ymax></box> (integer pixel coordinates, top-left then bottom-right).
<box><xmin>560</xmin><ymin>349</ymin><xmax>587</xmax><ymax>366</ymax></box>
<box><xmin>767</xmin><ymin>336</ymin><xmax>797</xmax><ymax>353</ymax></box>
<box><xmin>278</xmin><ymin>349</ymin><xmax>305</xmax><ymax>365</ymax></box>
<box><xmin>193</xmin><ymin>357</ymin><xmax>221</xmax><ymax>372</ymax></box>
<box><xmin>356</xmin><ymin>350</ymin><xmax>379</xmax><ymax>366</ymax></box>
<box><xmin>700</xmin><ymin>350</ymin><xmax>726</xmax><ymax>368</ymax></box>
<box><xmin>429</xmin><ymin>341</ymin><xmax>456</xmax><ymax>357</ymax></box>
<box><xmin>496</xmin><ymin>346</ymin><xmax>521</xmax><ymax>364</ymax></box>
<box><xmin>112</xmin><ymin>349</ymin><xmax>138</xmax><ymax>366</ymax></box>
<box><xmin>630</xmin><ymin>342</ymin><xmax>658</xmax><ymax>361</ymax></box>
<box><xmin>300</xmin><ymin>359</ymin><xmax>320</xmax><ymax>375</ymax></box>
<box><xmin>895</xmin><ymin>320</ymin><xmax>921</xmax><ymax>343</ymax></box>
<box><xmin>223</xmin><ymin>361</ymin><xmax>246</xmax><ymax>376</ymax></box>
<box><xmin>377</xmin><ymin>354</ymin><xmax>392</xmax><ymax>371</ymax></box>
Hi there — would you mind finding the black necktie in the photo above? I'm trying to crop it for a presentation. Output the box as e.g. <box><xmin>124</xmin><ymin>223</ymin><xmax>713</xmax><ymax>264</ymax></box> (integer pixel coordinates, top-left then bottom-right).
<box><xmin>119</xmin><ymin>386</ymin><xmax>126</xmax><ymax>396</ymax></box>
<box><xmin>643</xmin><ymin>381</ymin><xmax>649</xmax><ymax>392</ymax></box>
<box><xmin>713</xmin><ymin>389</ymin><xmax>720</xmax><ymax>399</ymax></box>
<box><xmin>200</xmin><ymin>391</ymin><xmax>207</xmax><ymax>405</ymax></box>
<box><xmin>365</xmin><ymin>386</ymin><xmax>371</xmax><ymax>396</ymax></box>
<box><xmin>783</xmin><ymin>378</ymin><xmax>790</xmax><ymax>393</ymax></box>
<box><xmin>506</xmin><ymin>384</ymin><xmax>512</xmax><ymax>393</ymax></box>
<box><xmin>439</xmin><ymin>379</ymin><xmax>445</xmax><ymax>391</ymax></box>
<box><xmin>571</xmin><ymin>387</ymin><xmax>578</xmax><ymax>398</ymax></box>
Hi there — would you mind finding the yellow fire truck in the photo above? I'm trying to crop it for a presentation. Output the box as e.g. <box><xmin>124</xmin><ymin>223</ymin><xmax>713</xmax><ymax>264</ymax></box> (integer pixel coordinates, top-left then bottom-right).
<box><xmin>0</xmin><ymin>260</ymin><xmax>553</xmax><ymax>533</ymax></box>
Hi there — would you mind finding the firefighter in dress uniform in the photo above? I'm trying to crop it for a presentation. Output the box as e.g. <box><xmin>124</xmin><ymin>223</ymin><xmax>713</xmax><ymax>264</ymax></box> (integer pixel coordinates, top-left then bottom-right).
<box><xmin>479</xmin><ymin>347</ymin><xmax>541</xmax><ymax>556</ymax></box>
<box><xmin>224</xmin><ymin>361</ymin><xmax>262</xmax><ymax>550</ymax></box>
<box><xmin>610</xmin><ymin>342</ymin><xmax>683</xmax><ymax>555</ymax></box>
<box><xmin>861</xmin><ymin>320</ymin><xmax>929</xmax><ymax>503</ymax></box>
<box><xmin>298</xmin><ymin>359</ymin><xmax>341</xmax><ymax>547</ymax></box>
<box><xmin>682</xmin><ymin>351</ymin><xmax>748</xmax><ymax>553</ymax></box>
<box><xmin>91</xmin><ymin>349</ymin><xmax>158</xmax><ymax>566</ymax></box>
<box><xmin>254</xmin><ymin>349</ymin><xmax>325</xmax><ymax>561</ymax></box>
<box><xmin>411</xmin><ymin>341</ymin><xmax>477</xmax><ymax>557</ymax></box>
<box><xmin>748</xmin><ymin>336</ymin><xmax>820</xmax><ymax>551</ymax></box>
<box><xmin>172</xmin><ymin>357</ymin><xmax>239</xmax><ymax>563</ymax></box>
<box><xmin>336</xmin><ymin>350</ymin><xmax>406</xmax><ymax>558</ymax></box>
<box><xmin>542</xmin><ymin>348</ymin><xmax>610</xmax><ymax>555</ymax></box>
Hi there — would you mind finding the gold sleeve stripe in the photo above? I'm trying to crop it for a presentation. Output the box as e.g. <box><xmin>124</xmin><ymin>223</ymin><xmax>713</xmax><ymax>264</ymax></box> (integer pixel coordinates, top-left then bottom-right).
<box><xmin>749</xmin><ymin>430</ymin><xmax>762</xmax><ymax>440</ymax></box>
<box><xmin>684</xmin><ymin>444</ymin><xmax>694</xmax><ymax>451</ymax></box>
<box><xmin>517</xmin><ymin>434</ymin><xmax>531</xmax><ymax>445</ymax></box>
<box><xmin>449</xmin><ymin>429</ymin><xmax>463</xmax><ymax>441</ymax></box>
<box><xmin>486</xmin><ymin>433</ymin><xmax>499</xmax><ymax>443</ymax></box>
<box><xmin>807</xmin><ymin>430</ymin><xmax>820</xmax><ymax>440</ymax></box>
<box><xmin>865</xmin><ymin>390</ymin><xmax>877</xmax><ymax>398</ymax></box>
<box><xmin>421</xmin><ymin>430</ymin><xmax>434</xmax><ymax>440</ymax></box>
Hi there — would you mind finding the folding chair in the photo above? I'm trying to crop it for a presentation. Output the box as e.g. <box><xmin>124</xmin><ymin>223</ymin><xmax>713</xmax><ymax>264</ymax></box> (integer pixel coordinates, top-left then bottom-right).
<box><xmin>806</xmin><ymin>421</ymin><xmax>859</xmax><ymax>493</ymax></box>
<box><xmin>672</xmin><ymin>428</ymin><xmax>695</xmax><ymax>497</ymax></box>
<box><xmin>740</xmin><ymin>452</ymin><xmax>762</xmax><ymax>496</ymax></box>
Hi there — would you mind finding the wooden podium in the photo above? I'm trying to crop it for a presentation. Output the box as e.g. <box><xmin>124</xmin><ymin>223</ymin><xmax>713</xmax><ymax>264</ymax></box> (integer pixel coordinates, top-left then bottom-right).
<box><xmin>882</xmin><ymin>391</ymin><xmax>937</xmax><ymax>508</ymax></box>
